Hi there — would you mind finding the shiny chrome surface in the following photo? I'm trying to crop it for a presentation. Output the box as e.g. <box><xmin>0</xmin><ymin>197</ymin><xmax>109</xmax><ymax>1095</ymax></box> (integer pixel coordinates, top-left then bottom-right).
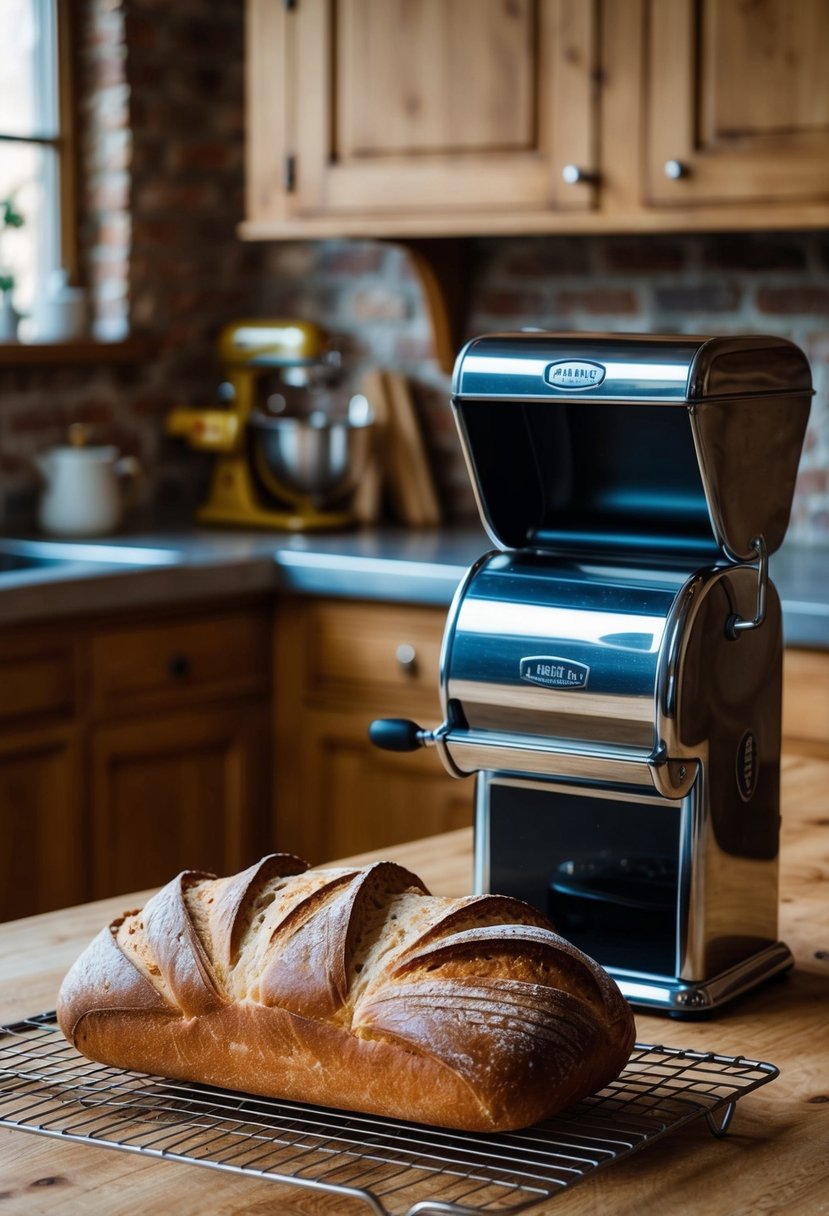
<box><xmin>249</xmin><ymin>412</ymin><xmax>373</xmax><ymax>507</ymax></box>
<box><xmin>453</xmin><ymin>332</ymin><xmax>812</xmax><ymax>403</ymax></box>
<box><xmin>476</xmin><ymin>762</ymin><xmax>789</xmax><ymax>1012</ymax></box>
<box><xmin>441</xmin><ymin>551</ymin><xmax>691</xmax><ymax>757</ymax></box>
<box><xmin>370</xmin><ymin>332</ymin><xmax>808</xmax><ymax>1010</ymax></box>
<box><xmin>451</xmin><ymin>332</ymin><xmax>811</xmax><ymax>559</ymax></box>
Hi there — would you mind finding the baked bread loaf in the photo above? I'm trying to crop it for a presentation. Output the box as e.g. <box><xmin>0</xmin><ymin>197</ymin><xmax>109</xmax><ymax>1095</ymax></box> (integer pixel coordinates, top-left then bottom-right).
<box><xmin>57</xmin><ymin>854</ymin><xmax>635</xmax><ymax>1132</ymax></box>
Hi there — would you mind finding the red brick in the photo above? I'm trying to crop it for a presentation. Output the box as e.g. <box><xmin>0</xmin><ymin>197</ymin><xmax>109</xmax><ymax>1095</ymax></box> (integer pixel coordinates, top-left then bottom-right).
<box><xmin>552</xmin><ymin>288</ymin><xmax>639</xmax><ymax>314</ymax></box>
<box><xmin>756</xmin><ymin>287</ymin><xmax>829</xmax><ymax>314</ymax></box>
<box><xmin>171</xmin><ymin>141</ymin><xmax>239</xmax><ymax>173</ymax></box>
<box><xmin>601</xmin><ymin>238</ymin><xmax>686</xmax><ymax>273</ymax></box>
<box><xmin>653</xmin><ymin>284</ymin><xmax>741</xmax><ymax>312</ymax></box>
<box><xmin>474</xmin><ymin>289</ymin><xmax>547</xmax><ymax>316</ymax></box>
<box><xmin>123</xmin><ymin>15</ymin><xmax>158</xmax><ymax>51</ymax></box>
<box><xmin>8</xmin><ymin>406</ymin><xmax>71</xmax><ymax>435</ymax></box>
<box><xmin>702</xmin><ymin>235</ymin><xmax>807</xmax><ymax>271</ymax></box>
<box><xmin>501</xmin><ymin>240</ymin><xmax>591</xmax><ymax>276</ymax></box>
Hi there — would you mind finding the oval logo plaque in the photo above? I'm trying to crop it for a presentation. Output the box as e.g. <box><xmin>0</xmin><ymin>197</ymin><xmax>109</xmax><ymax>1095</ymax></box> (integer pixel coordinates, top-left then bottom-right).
<box><xmin>520</xmin><ymin>656</ymin><xmax>590</xmax><ymax>690</ymax></box>
<box><xmin>544</xmin><ymin>359</ymin><xmax>606</xmax><ymax>391</ymax></box>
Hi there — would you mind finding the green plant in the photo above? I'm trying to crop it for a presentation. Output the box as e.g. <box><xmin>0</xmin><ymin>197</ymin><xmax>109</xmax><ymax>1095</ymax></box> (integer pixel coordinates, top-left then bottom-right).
<box><xmin>0</xmin><ymin>198</ymin><xmax>25</xmax><ymax>301</ymax></box>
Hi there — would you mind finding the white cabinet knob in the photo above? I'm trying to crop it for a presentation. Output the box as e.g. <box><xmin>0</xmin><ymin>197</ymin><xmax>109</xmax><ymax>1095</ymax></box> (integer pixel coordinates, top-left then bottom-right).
<box><xmin>395</xmin><ymin>643</ymin><xmax>418</xmax><ymax>675</ymax></box>
<box><xmin>664</xmin><ymin>159</ymin><xmax>689</xmax><ymax>180</ymax></box>
<box><xmin>561</xmin><ymin>164</ymin><xmax>598</xmax><ymax>185</ymax></box>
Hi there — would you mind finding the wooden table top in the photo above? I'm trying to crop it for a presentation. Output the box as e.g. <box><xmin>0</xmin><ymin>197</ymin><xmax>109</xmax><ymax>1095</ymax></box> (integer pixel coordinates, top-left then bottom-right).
<box><xmin>1</xmin><ymin>752</ymin><xmax>827</xmax><ymax>1215</ymax></box>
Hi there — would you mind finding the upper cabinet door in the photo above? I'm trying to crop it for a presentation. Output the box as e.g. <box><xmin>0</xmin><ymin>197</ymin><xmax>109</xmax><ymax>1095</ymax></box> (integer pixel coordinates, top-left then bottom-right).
<box><xmin>247</xmin><ymin>0</ymin><xmax>599</xmax><ymax>224</ymax></box>
<box><xmin>647</xmin><ymin>0</ymin><xmax>829</xmax><ymax>206</ymax></box>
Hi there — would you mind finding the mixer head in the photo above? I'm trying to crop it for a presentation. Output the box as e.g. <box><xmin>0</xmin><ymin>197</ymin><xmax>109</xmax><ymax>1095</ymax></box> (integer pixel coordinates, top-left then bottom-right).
<box><xmin>217</xmin><ymin>318</ymin><xmax>330</xmax><ymax>372</ymax></box>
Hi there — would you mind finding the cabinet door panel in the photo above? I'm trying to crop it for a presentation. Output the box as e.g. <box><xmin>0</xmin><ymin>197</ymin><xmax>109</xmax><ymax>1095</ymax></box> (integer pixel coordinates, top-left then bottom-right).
<box><xmin>336</xmin><ymin>0</ymin><xmax>535</xmax><ymax>157</ymax></box>
<box><xmin>91</xmin><ymin>703</ymin><xmax>269</xmax><ymax>899</ymax></box>
<box><xmin>647</xmin><ymin>0</ymin><xmax>829</xmax><ymax>206</ymax></box>
<box><xmin>281</xmin><ymin>716</ymin><xmax>473</xmax><ymax>863</ymax></box>
<box><xmin>255</xmin><ymin>0</ymin><xmax>598</xmax><ymax>219</ymax></box>
<box><xmin>0</xmin><ymin>732</ymin><xmax>85</xmax><ymax>920</ymax></box>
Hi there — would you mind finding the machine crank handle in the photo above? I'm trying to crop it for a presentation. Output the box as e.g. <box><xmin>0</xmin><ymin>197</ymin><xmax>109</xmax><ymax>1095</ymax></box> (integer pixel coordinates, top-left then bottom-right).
<box><xmin>368</xmin><ymin>718</ymin><xmax>436</xmax><ymax>752</ymax></box>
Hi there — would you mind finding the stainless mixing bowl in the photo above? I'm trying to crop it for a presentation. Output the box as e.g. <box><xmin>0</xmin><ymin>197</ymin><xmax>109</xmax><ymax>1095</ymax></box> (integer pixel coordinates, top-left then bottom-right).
<box><xmin>249</xmin><ymin>411</ymin><xmax>374</xmax><ymax>508</ymax></box>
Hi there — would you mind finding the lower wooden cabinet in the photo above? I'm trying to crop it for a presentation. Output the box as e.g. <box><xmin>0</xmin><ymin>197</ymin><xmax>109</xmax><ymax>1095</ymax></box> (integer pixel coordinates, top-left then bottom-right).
<box><xmin>0</xmin><ymin>597</ymin><xmax>273</xmax><ymax>920</ymax></box>
<box><xmin>273</xmin><ymin>597</ymin><xmax>474</xmax><ymax>863</ymax></box>
<box><xmin>0</xmin><ymin>728</ymin><xmax>86</xmax><ymax>920</ymax></box>
<box><xmin>90</xmin><ymin>701</ymin><xmax>270</xmax><ymax>899</ymax></box>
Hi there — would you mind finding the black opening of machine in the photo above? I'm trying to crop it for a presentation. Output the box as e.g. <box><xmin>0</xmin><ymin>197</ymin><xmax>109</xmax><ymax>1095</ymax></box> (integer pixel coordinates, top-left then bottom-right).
<box><xmin>370</xmin><ymin>332</ymin><xmax>813</xmax><ymax>1016</ymax></box>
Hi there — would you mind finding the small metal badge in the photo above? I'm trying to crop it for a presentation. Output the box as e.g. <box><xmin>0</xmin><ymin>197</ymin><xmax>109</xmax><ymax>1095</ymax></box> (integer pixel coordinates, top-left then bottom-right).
<box><xmin>520</xmin><ymin>656</ymin><xmax>590</xmax><ymax>689</ymax></box>
<box><xmin>544</xmin><ymin>359</ymin><xmax>606</xmax><ymax>391</ymax></box>
<box><xmin>736</xmin><ymin>730</ymin><xmax>759</xmax><ymax>802</ymax></box>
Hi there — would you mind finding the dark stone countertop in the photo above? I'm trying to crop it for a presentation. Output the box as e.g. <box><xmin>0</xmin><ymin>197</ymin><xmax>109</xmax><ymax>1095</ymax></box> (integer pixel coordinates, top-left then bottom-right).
<box><xmin>0</xmin><ymin>522</ymin><xmax>826</xmax><ymax>648</ymax></box>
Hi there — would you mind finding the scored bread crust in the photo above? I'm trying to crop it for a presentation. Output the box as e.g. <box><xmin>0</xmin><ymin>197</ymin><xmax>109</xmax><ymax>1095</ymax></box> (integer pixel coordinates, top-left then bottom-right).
<box><xmin>57</xmin><ymin>854</ymin><xmax>635</xmax><ymax>1132</ymax></box>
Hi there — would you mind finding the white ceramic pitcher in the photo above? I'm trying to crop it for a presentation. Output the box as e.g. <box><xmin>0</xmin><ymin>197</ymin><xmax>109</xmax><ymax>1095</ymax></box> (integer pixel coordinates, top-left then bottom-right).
<box><xmin>35</xmin><ymin>425</ymin><xmax>142</xmax><ymax>537</ymax></box>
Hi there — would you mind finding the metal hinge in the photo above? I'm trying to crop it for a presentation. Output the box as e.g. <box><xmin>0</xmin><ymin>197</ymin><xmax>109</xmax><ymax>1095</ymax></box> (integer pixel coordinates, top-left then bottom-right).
<box><xmin>283</xmin><ymin>153</ymin><xmax>297</xmax><ymax>193</ymax></box>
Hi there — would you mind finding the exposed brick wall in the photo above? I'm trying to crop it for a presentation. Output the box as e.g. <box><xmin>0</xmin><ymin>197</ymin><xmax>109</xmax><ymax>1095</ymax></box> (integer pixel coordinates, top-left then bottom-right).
<box><xmin>0</xmin><ymin>2</ymin><xmax>826</xmax><ymax>548</ymax></box>
<box><xmin>259</xmin><ymin>233</ymin><xmax>829</xmax><ymax>543</ymax></box>
<box><xmin>0</xmin><ymin>0</ymin><xmax>257</xmax><ymax>525</ymax></box>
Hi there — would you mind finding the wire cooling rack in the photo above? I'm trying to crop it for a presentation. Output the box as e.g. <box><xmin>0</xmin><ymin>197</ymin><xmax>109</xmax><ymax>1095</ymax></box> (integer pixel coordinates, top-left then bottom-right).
<box><xmin>0</xmin><ymin>1013</ymin><xmax>777</xmax><ymax>1216</ymax></box>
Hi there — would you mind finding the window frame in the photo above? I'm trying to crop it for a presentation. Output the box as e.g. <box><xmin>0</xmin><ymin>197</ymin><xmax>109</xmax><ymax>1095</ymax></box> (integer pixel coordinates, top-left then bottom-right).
<box><xmin>0</xmin><ymin>0</ymin><xmax>79</xmax><ymax>292</ymax></box>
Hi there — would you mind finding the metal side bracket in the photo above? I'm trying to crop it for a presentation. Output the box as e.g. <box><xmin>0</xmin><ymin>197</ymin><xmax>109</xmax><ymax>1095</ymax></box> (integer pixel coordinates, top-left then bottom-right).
<box><xmin>728</xmin><ymin>535</ymin><xmax>768</xmax><ymax>637</ymax></box>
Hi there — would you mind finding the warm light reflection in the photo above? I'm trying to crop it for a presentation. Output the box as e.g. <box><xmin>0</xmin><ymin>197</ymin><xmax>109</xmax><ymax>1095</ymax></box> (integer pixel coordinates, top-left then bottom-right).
<box><xmin>458</xmin><ymin>597</ymin><xmax>665</xmax><ymax>653</ymax></box>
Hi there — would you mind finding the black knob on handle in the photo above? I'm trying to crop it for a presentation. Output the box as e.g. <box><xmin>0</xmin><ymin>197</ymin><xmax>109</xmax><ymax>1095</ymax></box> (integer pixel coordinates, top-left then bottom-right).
<box><xmin>369</xmin><ymin>717</ymin><xmax>427</xmax><ymax>752</ymax></box>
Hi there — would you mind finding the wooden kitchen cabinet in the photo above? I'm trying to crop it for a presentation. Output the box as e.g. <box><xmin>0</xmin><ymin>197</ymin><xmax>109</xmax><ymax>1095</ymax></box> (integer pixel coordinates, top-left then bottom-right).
<box><xmin>0</xmin><ymin>625</ymin><xmax>86</xmax><ymax>919</ymax></box>
<box><xmin>645</xmin><ymin>0</ymin><xmax>829</xmax><ymax>210</ymax></box>
<box><xmin>273</xmin><ymin>597</ymin><xmax>473</xmax><ymax>862</ymax></box>
<box><xmin>0</xmin><ymin>727</ymin><xmax>86</xmax><ymax>919</ymax></box>
<box><xmin>0</xmin><ymin>599</ymin><xmax>273</xmax><ymax>921</ymax></box>
<box><xmin>89</xmin><ymin>701</ymin><xmax>269</xmax><ymax>899</ymax></box>
<box><xmin>246</xmin><ymin>0</ymin><xmax>598</xmax><ymax>231</ymax></box>
<box><xmin>86</xmin><ymin>602</ymin><xmax>272</xmax><ymax>900</ymax></box>
<box><xmin>243</xmin><ymin>0</ymin><xmax>829</xmax><ymax>239</ymax></box>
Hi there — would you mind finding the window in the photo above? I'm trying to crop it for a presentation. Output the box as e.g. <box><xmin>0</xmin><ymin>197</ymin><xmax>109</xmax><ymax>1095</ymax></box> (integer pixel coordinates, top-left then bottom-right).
<box><xmin>0</xmin><ymin>0</ymin><xmax>75</xmax><ymax>325</ymax></box>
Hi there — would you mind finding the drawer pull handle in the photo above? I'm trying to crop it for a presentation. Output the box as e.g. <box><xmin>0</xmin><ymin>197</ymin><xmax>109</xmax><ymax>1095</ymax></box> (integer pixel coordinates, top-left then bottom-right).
<box><xmin>395</xmin><ymin>643</ymin><xmax>418</xmax><ymax>675</ymax></box>
<box><xmin>168</xmin><ymin>653</ymin><xmax>191</xmax><ymax>679</ymax></box>
<box><xmin>561</xmin><ymin>164</ymin><xmax>598</xmax><ymax>185</ymax></box>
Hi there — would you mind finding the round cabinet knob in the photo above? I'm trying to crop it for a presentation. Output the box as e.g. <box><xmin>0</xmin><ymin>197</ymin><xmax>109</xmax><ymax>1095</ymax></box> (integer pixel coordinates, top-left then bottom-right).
<box><xmin>168</xmin><ymin>653</ymin><xmax>191</xmax><ymax>679</ymax></box>
<box><xmin>395</xmin><ymin>642</ymin><xmax>418</xmax><ymax>676</ymax></box>
<box><xmin>561</xmin><ymin>164</ymin><xmax>597</xmax><ymax>185</ymax></box>
<box><xmin>664</xmin><ymin>159</ymin><xmax>689</xmax><ymax>180</ymax></box>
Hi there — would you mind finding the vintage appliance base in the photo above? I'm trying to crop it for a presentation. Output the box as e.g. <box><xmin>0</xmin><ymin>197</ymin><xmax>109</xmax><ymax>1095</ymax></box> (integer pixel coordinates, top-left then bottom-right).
<box><xmin>606</xmin><ymin>943</ymin><xmax>794</xmax><ymax>1015</ymax></box>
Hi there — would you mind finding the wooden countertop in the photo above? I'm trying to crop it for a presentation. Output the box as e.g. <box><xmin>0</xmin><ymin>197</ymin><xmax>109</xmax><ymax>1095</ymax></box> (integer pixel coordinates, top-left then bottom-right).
<box><xmin>1</xmin><ymin>753</ymin><xmax>827</xmax><ymax>1215</ymax></box>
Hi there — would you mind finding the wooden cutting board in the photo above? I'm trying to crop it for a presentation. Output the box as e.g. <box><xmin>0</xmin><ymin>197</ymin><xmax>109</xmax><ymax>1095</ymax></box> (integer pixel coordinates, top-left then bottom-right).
<box><xmin>357</xmin><ymin>368</ymin><xmax>441</xmax><ymax>527</ymax></box>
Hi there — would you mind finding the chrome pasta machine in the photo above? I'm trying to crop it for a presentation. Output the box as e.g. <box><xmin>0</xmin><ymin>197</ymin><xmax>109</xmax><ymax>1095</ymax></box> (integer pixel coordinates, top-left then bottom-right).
<box><xmin>371</xmin><ymin>333</ymin><xmax>812</xmax><ymax>1015</ymax></box>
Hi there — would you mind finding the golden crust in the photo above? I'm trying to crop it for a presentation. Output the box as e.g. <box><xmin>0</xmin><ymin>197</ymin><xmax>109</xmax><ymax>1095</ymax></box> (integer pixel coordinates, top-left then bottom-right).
<box><xmin>57</xmin><ymin>855</ymin><xmax>635</xmax><ymax>1132</ymax></box>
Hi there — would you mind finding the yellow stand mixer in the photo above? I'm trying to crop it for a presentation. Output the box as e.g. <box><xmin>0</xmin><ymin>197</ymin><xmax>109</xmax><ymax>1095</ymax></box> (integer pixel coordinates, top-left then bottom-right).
<box><xmin>166</xmin><ymin>319</ymin><xmax>373</xmax><ymax>530</ymax></box>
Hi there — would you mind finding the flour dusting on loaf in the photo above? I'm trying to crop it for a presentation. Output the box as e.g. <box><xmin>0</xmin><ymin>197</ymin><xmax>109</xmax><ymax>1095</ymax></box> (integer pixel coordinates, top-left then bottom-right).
<box><xmin>57</xmin><ymin>854</ymin><xmax>635</xmax><ymax>1132</ymax></box>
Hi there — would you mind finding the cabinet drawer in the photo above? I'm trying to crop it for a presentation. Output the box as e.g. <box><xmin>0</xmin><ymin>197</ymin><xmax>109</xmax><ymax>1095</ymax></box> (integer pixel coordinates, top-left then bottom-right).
<box><xmin>0</xmin><ymin>636</ymin><xmax>77</xmax><ymax>727</ymax></box>
<box><xmin>301</xmin><ymin>601</ymin><xmax>446</xmax><ymax>710</ymax></box>
<box><xmin>90</xmin><ymin>607</ymin><xmax>271</xmax><ymax>716</ymax></box>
